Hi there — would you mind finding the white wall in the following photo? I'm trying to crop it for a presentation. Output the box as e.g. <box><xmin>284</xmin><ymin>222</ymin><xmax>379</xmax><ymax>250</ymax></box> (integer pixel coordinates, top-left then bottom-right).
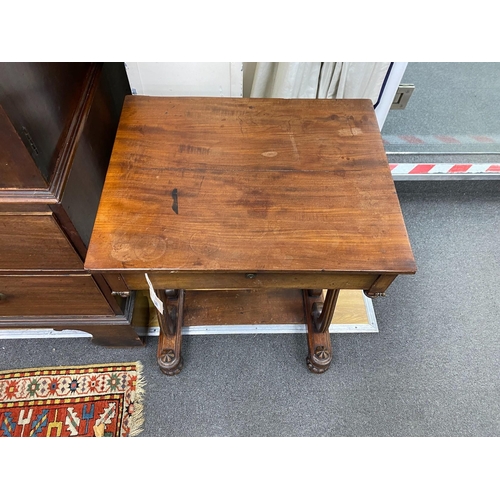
<box><xmin>124</xmin><ymin>62</ymin><xmax>243</xmax><ymax>97</ymax></box>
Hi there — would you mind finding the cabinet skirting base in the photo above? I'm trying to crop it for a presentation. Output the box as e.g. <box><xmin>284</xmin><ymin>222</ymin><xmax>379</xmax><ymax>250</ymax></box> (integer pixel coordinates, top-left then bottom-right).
<box><xmin>0</xmin><ymin>292</ymin><xmax>148</xmax><ymax>346</ymax></box>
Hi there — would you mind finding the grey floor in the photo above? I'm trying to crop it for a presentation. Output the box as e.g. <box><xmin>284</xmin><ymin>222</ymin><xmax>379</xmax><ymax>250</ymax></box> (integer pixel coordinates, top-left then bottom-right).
<box><xmin>2</xmin><ymin>63</ymin><xmax>500</xmax><ymax>437</ymax></box>
<box><xmin>1</xmin><ymin>180</ymin><xmax>498</xmax><ymax>437</ymax></box>
<box><xmin>384</xmin><ymin>62</ymin><xmax>500</xmax><ymax>171</ymax></box>
<box><xmin>383</xmin><ymin>62</ymin><xmax>500</xmax><ymax>153</ymax></box>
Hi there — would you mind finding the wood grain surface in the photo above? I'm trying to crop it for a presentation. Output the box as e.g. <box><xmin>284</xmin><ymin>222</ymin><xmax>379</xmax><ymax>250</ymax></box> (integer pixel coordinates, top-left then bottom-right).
<box><xmin>0</xmin><ymin>275</ymin><xmax>114</xmax><ymax>316</ymax></box>
<box><xmin>0</xmin><ymin>215</ymin><xmax>83</xmax><ymax>271</ymax></box>
<box><xmin>86</xmin><ymin>97</ymin><xmax>416</xmax><ymax>276</ymax></box>
<box><xmin>120</xmin><ymin>271</ymin><xmax>378</xmax><ymax>291</ymax></box>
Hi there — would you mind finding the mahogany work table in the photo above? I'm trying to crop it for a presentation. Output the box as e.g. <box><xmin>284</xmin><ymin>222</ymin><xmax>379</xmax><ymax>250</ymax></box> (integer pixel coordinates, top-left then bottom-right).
<box><xmin>85</xmin><ymin>96</ymin><xmax>416</xmax><ymax>375</ymax></box>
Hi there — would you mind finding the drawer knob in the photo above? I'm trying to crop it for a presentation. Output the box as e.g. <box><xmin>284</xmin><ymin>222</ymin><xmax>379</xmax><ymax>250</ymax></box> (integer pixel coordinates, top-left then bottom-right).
<box><xmin>0</xmin><ymin>293</ymin><xmax>7</xmax><ymax>301</ymax></box>
<box><xmin>245</xmin><ymin>273</ymin><xmax>256</xmax><ymax>279</ymax></box>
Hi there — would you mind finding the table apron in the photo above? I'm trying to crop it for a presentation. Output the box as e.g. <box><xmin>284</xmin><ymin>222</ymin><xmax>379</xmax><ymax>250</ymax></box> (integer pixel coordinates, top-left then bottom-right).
<box><xmin>109</xmin><ymin>272</ymin><xmax>386</xmax><ymax>292</ymax></box>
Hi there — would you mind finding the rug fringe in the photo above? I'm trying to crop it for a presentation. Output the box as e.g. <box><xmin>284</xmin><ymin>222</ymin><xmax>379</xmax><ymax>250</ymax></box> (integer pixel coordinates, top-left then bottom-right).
<box><xmin>129</xmin><ymin>361</ymin><xmax>145</xmax><ymax>437</ymax></box>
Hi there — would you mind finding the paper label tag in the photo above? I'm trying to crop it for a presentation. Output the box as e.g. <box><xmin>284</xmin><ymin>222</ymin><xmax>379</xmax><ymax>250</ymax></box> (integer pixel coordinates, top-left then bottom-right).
<box><xmin>145</xmin><ymin>273</ymin><xmax>164</xmax><ymax>315</ymax></box>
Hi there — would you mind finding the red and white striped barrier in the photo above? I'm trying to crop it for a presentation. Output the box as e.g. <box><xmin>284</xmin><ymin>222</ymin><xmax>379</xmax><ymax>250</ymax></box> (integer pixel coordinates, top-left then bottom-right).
<box><xmin>389</xmin><ymin>163</ymin><xmax>500</xmax><ymax>178</ymax></box>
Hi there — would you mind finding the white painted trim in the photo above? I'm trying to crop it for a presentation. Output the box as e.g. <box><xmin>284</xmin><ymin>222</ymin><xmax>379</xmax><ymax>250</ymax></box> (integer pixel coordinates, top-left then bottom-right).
<box><xmin>124</xmin><ymin>62</ymin><xmax>142</xmax><ymax>95</ymax></box>
<box><xmin>375</xmin><ymin>62</ymin><xmax>408</xmax><ymax>130</ymax></box>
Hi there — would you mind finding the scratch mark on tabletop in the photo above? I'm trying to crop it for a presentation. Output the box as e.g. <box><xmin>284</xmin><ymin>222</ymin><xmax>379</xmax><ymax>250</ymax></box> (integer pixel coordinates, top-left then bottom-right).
<box><xmin>338</xmin><ymin>126</ymin><xmax>363</xmax><ymax>137</ymax></box>
<box><xmin>338</xmin><ymin>116</ymin><xmax>363</xmax><ymax>137</ymax></box>
<box><xmin>289</xmin><ymin>133</ymin><xmax>300</xmax><ymax>160</ymax></box>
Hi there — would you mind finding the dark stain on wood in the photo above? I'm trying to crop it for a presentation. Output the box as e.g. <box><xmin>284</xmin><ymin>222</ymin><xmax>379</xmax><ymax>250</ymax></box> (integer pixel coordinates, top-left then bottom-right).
<box><xmin>171</xmin><ymin>188</ymin><xmax>179</xmax><ymax>214</ymax></box>
<box><xmin>178</xmin><ymin>144</ymin><xmax>210</xmax><ymax>155</ymax></box>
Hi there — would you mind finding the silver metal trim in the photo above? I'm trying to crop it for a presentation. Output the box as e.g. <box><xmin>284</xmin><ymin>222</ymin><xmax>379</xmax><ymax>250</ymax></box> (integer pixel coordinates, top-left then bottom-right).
<box><xmin>387</xmin><ymin>151</ymin><xmax>500</xmax><ymax>156</ymax></box>
<box><xmin>0</xmin><ymin>329</ymin><xmax>92</xmax><ymax>339</ymax></box>
<box><xmin>362</xmin><ymin>292</ymin><xmax>379</xmax><ymax>332</ymax></box>
<box><xmin>141</xmin><ymin>322</ymin><xmax>379</xmax><ymax>335</ymax></box>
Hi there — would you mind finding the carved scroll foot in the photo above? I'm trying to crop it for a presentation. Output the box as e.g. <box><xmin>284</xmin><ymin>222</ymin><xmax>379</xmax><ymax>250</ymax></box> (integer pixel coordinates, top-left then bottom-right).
<box><xmin>306</xmin><ymin>344</ymin><xmax>332</xmax><ymax>374</ymax></box>
<box><xmin>156</xmin><ymin>289</ymin><xmax>185</xmax><ymax>376</ymax></box>
<box><xmin>303</xmin><ymin>289</ymin><xmax>340</xmax><ymax>374</ymax></box>
<box><xmin>158</xmin><ymin>347</ymin><xmax>184</xmax><ymax>376</ymax></box>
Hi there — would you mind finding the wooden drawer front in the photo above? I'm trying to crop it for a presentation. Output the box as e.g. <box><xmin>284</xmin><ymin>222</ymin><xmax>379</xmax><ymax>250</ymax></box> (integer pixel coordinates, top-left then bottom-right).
<box><xmin>120</xmin><ymin>272</ymin><xmax>378</xmax><ymax>291</ymax></box>
<box><xmin>0</xmin><ymin>275</ymin><xmax>114</xmax><ymax>317</ymax></box>
<box><xmin>0</xmin><ymin>215</ymin><xmax>83</xmax><ymax>271</ymax></box>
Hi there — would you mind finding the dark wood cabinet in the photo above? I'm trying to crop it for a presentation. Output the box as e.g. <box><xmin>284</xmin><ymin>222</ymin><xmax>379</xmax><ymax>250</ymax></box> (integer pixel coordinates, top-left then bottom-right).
<box><xmin>0</xmin><ymin>62</ymin><xmax>143</xmax><ymax>346</ymax></box>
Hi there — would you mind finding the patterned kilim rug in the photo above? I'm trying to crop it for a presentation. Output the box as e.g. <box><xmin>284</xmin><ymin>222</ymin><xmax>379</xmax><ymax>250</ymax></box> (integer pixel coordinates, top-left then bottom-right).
<box><xmin>0</xmin><ymin>362</ymin><xmax>144</xmax><ymax>437</ymax></box>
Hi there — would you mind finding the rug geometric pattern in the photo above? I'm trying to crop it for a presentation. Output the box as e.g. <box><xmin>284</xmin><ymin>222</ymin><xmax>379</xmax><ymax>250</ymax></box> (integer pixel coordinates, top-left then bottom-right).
<box><xmin>0</xmin><ymin>362</ymin><xmax>144</xmax><ymax>437</ymax></box>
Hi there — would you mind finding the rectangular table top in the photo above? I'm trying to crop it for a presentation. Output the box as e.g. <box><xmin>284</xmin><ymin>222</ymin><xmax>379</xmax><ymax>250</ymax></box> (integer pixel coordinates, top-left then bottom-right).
<box><xmin>85</xmin><ymin>97</ymin><xmax>416</xmax><ymax>276</ymax></box>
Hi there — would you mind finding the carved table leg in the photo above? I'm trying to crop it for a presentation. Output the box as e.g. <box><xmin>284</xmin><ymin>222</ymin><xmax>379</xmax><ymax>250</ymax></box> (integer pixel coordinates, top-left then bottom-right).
<box><xmin>156</xmin><ymin>289</ymin><xmax>185</xmax><ymax>375</ymax></box>
<box><xmin>303</xmin><ymin>289</ymin><xmax>340</xmax><ymax>374</ymax></box>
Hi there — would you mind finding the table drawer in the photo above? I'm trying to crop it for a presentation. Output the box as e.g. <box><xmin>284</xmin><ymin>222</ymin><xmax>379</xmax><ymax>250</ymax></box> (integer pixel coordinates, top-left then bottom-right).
<box><xmin>0</xmin><ymin>215</ymin><xmax>83</xmax><ymax>271</ymax></box>
<box><xmin>0</xmin><ymin>275</ymin><xmax>114</xmax><ymax>317</ymax></box>
<box><xmin>119</xmin><ymin>271</ymin><xmax>377</xmax><ymax>291</ymax></box>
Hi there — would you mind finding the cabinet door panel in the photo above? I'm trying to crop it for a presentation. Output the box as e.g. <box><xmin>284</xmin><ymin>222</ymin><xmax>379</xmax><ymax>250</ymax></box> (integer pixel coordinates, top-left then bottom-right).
<box><xmin>0</xmin><ymin>63</ymin><xmax>91</xmax><ymax>184</ymax></box>
<box><xmin>0</xmin><ymin>105</ymin><xmax>47</xmax><ymax>189</ymax></box>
